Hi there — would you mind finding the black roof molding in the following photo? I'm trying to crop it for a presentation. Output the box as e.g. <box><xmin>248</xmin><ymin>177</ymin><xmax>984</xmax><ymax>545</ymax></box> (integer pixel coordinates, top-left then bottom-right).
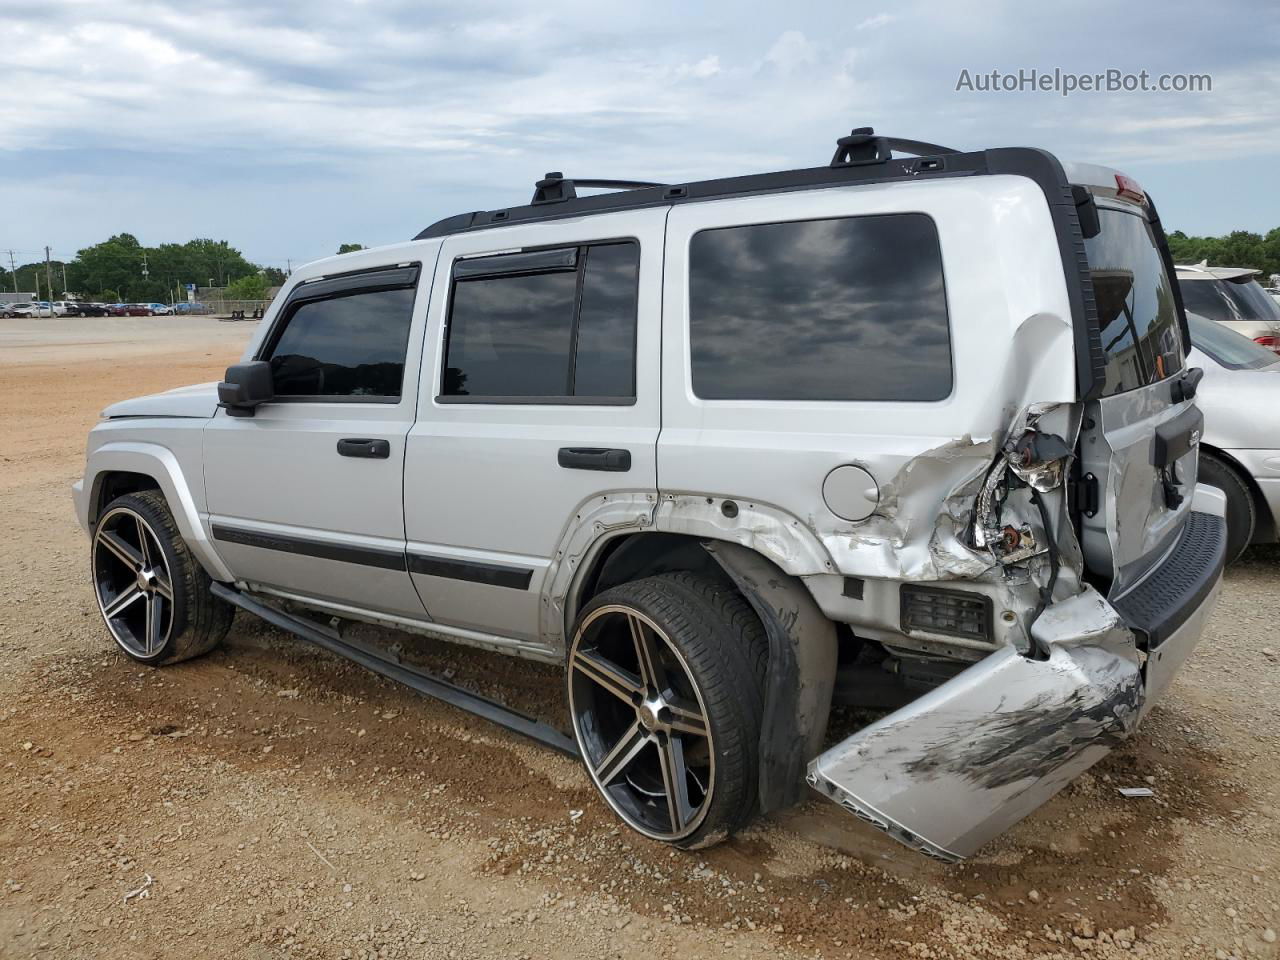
<box><xmin>414</xmin><ymin>126</ymin><xmax>965</xmax><ymax>241</ymax></box>
<box><xmin>532</xmin><ymin>173</ymin><xmax>667</xmax><ymax>205</ymax></box>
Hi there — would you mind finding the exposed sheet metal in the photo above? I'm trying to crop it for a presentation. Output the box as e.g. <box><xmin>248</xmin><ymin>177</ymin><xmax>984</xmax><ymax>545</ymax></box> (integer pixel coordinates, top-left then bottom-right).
<box><xmin>807</xmin><ymin>586</ymin><xmax>1141</xmax><ymax>861</ymax></box>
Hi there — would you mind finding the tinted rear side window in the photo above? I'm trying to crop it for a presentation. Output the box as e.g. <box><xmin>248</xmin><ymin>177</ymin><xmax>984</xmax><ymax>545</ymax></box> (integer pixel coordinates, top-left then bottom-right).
<box><xmin>688</xmin><ymin>214</ymin><xmax>952</xmax><ymax>401</ymax></box>
<box><xmin>266</xmin><ymin>287</ymin><xmax>417</xmax><ymax>399</ymax></box>
<box><xmin>1180</xmin><ymin>276</ymin><xmax>1280</xmax><ymax>324</ymax></box>
<box><xmin>443</xmin><ymin>241</ymin><xmax>639</xmax><ymax>400</ymax></box>
<box><xmin>1084</xmin><ymin>209</ymin><xmax>1184</xmax><ymax>396</ymax></box>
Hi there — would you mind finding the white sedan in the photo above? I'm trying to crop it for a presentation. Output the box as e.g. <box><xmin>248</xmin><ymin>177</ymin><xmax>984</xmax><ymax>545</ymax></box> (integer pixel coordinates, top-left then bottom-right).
<box><xmin>1189</xmin><ymin>312</ymin><xmax>1280</xmax><ymax>561</ymax></box>
<box><xmin>2</xmin><ymin>302</ymin><xmax>54</xmax><ymax>318</ymax></box>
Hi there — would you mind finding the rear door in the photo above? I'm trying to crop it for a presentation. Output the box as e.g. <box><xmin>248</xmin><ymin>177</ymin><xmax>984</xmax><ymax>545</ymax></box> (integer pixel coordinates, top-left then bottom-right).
<box><xmin>403</xmin><ymin>209</ymin><xmax>665</xmax><ymax>650</ymax></box>
<box><xmin>1077</xmin><ymin>201</ymin><xmax>1198</xmax><ymax>594</ymax></box>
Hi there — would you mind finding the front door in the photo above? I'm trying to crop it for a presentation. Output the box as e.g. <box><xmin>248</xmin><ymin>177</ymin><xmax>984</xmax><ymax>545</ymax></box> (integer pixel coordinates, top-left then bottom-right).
<box><xmin>203</xmin><ymin>260</ymin><xmax>433</xmax><ymax>618</ymax></box>
<box><xmin>403</xmin><ymin>208</ymin><xmax>667</xmax><ymax>651</ymax></box>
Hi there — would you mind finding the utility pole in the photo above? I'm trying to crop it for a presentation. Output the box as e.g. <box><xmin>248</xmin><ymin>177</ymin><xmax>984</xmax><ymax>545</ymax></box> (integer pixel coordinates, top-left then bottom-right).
<box><xmin>286</xmin><ymin>258</ymin><xmax>292</xmax><ymax>275</ymax></box>
<box><xmin>141</xmin><ymin>251</ymin><xmax>149</xmax><ymax>280</ymax></box>
<box><xmin>44</xmin><ymin>246</ymin><xmax>54</xmax><ymax>302</ymax></box>
<box><xmin>62</xmin><ymin>263</ymin><xmax>69</xmax><ymax>297</ymax></box>
<box><xmin>5</xmin><ymin>250</ymin><xmax>16</xmax><ymax>292</ymax></box>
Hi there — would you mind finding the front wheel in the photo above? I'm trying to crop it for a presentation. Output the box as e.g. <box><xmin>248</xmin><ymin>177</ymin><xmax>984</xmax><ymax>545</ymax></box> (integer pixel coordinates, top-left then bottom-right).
<box><xmin>567</xmin><ymin>572</ymin><xmax>765</xmax><ymax>848</ymax></box>
<box><xmin>91</xmin><ymin>490</ymin><xmax>234</xmax><ymax>664</ymax></box>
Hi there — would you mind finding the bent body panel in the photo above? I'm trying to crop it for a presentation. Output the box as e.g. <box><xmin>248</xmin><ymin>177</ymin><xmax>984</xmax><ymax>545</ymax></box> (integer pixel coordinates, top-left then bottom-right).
<box><xmin>808</xmin><ymin>494</ymin><xmax>1226</xmax><ymax>861</ymax></box>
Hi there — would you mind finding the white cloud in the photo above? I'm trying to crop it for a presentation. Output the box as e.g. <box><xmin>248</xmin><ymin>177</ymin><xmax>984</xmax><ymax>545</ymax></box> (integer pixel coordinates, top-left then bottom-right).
<box><xmin>763</xmin><ymin>30</ymin><xmax>817</xmax><ymax>75</ymax></box>
<box><xmin>0</xmin><ymin>0</ymin><xmax>1275</xmax><ymax>262</ymax></box>
<box><xmin>856</xmin><ymin>13</ymin><xmax>895</xmax><ymax>30</ymax></box>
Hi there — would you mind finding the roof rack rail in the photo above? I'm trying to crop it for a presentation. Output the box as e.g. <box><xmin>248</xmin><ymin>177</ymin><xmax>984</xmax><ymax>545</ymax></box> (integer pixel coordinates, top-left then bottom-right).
<box><xmin>532</xmin><ymin>172</ymin><xmax>667</xmax><ymax>205</ymax></box>
<box><xmin>829</xmin><ymin>127</ymin><xmax>959</xmax><ymax>168</ymax></box>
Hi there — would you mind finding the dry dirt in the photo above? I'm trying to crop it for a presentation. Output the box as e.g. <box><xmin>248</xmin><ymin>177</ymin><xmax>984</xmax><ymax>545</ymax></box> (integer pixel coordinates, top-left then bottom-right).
<box><xmin>1</xmin><ymin>316</ymin><xmax>1277</xmax><ymax>960</ymax></box>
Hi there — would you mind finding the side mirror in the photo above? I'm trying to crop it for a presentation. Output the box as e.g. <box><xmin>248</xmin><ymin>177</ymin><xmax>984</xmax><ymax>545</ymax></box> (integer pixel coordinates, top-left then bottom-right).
<box><xmin>217</xmin><ymin>361</ymin><xmax>274</xmax><ymax>417</ymax></box>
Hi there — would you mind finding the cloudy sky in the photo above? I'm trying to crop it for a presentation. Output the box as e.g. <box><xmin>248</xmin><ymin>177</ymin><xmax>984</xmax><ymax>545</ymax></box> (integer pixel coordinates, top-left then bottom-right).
<box><xmin>2</xmin><ymin>0</ymin><xmax>1276</xmax><ymax>270</ymax></box>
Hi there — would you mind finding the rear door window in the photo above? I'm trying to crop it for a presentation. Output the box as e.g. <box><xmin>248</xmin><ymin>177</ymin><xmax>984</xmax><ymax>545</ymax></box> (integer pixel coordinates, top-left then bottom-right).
<box><xmin>1084</xmin><ymin>209</ymin><xmax>1184</xmax><ymax>396</ymax></box>
<box><xmin>687</xmin><ymin>214</ymin><xmax>952</xmax><ymax>402</ymax></box>
<box><xmin>442</xmin><ymin>241</ymin><xmax>639</xmax><ymax>401</ymax></box>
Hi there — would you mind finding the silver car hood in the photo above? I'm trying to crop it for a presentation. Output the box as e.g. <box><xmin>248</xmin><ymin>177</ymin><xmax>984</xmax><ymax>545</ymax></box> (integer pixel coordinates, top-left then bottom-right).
<box><xmin>102</xmin><ymin>381</ymin><xmax>221</xmax><ymax>419</ymax></box>
<box><xmin>1190</xmin><ymin>347</ymin><xmax>1280</xmax><ymax>450</ymax></box>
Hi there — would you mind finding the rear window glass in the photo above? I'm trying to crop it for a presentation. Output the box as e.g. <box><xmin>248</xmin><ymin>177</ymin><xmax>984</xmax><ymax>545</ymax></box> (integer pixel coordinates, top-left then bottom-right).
<box><xmin>688</xmin><ymin>214</ymin><xmax>952</xmax><ymax>402</ymax></box>
<box><xmin>1188</xmin><ymin>313</ymin><xmax>1280</xmax><ymax>370</ymax></box>
<box><xmin>1084</xmin><ymin>209</ymin><xmax>1184</xmax><ymax>396</ymax></box>
<box><xmin>1179</xmin><ymin>276</ymin><xmax>1280</xmax><ymax>324</ymax></box>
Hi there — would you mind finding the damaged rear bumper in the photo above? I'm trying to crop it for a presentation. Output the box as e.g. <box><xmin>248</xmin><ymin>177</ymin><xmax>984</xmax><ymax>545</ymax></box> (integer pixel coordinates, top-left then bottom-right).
<box><xmin>807</xmin><ymin>500</ymin><xmax>1227</xmax><ymax>862</ymax></box>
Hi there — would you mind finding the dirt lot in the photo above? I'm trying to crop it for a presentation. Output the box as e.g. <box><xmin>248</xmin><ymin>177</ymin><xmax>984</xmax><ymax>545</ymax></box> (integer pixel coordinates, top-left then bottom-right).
<box><xmin>1</xmin><ymin>316</ymin><xmax>1278</xmax><ymax>960</ymax></box>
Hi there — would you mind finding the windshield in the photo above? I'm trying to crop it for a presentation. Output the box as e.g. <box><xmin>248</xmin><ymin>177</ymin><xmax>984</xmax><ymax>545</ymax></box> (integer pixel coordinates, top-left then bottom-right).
<box><xmin>1188</xmin><ymin>312</ymin><xmax>1280</xmax><ymax>370</ymax></box>
<box><xmin>1179</xmin><ymin>276</ymin><xmax>1280</xmax><ymax>324</ymax></box>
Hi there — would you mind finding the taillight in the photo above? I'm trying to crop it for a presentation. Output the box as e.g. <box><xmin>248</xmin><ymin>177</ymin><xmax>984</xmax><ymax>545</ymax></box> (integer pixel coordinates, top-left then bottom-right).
<box><xmin>1114</xmin><ymin>173</ymin><xmax>1146</xmax><ymax>205</ymax></box>
<box><xmin>1254</xmin><ymin>335</ymin><xmax>1280</xmax><ymax>355</ymax></box>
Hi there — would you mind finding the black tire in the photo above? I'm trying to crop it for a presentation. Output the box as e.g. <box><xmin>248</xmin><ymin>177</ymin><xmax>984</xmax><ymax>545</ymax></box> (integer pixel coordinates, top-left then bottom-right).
<box><xmin>91</xmin><ymin>490</ymin><xmax>234</xmax><ymax>664</ymax></box>
<box><xmin>1198</xmin><ymin>453</ymin><xmax>1255</xmax><ymax>564</ymax></box>
<box><xmin>567</xmin><ymin>571</ymin><xmax>766</xmax><ymax>849</ymax></box>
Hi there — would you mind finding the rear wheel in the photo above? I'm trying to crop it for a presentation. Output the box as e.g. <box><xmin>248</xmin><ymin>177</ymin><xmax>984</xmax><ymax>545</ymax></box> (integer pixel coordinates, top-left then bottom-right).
<box><xmin>567</xmin><ymin>572</ymin><xmax>765</xmax><ymax>849</ymax></box>
<box><xmin>91</xmin><ymin>490</ymin><xmax>233</xmax><ymax>664</ymax></box>
<box><xmin>1198</xmin><ymin>452</ymin><xmax>1255</xmax><ymax>563</ymax></box>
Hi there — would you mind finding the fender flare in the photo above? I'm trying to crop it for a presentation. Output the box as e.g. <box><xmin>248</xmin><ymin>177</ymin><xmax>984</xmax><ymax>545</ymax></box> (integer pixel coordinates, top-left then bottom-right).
<box><xmin>83</xmin><ymin>441</ymin><xmax>233</xmax><ymax>582</ymax></box>
<box><xmin>702</xmin><ymin>541</ymin><xmax>837</xmax><ymax>813</ymax></box>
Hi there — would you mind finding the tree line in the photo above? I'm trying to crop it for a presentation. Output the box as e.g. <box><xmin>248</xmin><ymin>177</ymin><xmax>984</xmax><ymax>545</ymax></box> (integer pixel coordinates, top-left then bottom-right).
<box><xmin>0</xmin><ymin>235</ymin><xmax>366</xmax><ymax>303</ymax></box>
<box><xmin>9</xmin><ymin>227</ymin><xmax>1273</xmax><ymax>305</ymax></box>
<box><xmin>1167</xmin><ymin>229</ymin><xmax>1280</xmax><ymax>279</ymax></box>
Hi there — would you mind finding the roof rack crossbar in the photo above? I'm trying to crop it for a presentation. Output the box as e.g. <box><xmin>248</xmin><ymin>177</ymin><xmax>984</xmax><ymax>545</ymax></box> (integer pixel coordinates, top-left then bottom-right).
<box><xmin>830</xmin><ymin>127</ymin><xmax>959</xmax><ymax>168</ymax></box>
<box><xmin>532</xmin><ymin>172</ymin><xmax>667</xmax><ymax>205</ymax></box>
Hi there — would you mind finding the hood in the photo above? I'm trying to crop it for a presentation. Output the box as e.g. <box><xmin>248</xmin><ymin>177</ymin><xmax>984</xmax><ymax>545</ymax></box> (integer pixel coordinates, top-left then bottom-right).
<box><xmin>1190</xmin><ymin>347</ymin><xmax>1280</xmax><ymax>450</ymax></box>
<box><xmin>102</xmin><ymin>381</ymin><xmax>221</xmax><ymax>419</ymax></box>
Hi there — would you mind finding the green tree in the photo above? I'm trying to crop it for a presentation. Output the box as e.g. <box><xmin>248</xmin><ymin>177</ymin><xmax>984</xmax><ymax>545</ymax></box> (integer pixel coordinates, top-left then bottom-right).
<box><xmin>261</xmin><ymin>267</ymin><xmax>287</xmax><ymax>286</ymax></box>
<box><xmin>226</xmin><ymin>273</ymin><xmax>269</xmax><ymax>300</ymax></box>
<box><xmin>75</xmin><ymin>233</ymin><xmax>146</xmax><ymax>299</ymax></box>
<box><xmin>337</xmin><ymin>243</ymin><xmax>366</xmax><ymax>254</ymax></box>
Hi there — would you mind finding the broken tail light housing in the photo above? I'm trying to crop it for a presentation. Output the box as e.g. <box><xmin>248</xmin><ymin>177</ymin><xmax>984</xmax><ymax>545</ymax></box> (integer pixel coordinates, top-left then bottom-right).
<box><xmin>900</xmin><ymin>585</ymin><xmax>993</xmax><ymax>642</ymax></box>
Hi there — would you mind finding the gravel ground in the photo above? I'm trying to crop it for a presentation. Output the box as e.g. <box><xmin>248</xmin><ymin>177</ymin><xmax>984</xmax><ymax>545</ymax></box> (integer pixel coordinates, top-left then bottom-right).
<box><xmin>1</xmin><ymin>316</ymin><xmax>1277</xmax><ymax>960</ymax></box>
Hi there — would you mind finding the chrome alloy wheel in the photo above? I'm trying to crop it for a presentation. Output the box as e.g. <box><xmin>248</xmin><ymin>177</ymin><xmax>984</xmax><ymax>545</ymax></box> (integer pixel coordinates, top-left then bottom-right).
<box><xmin>568</xmin><ymin>605</ymin><xmax>714</xmax><ymax>841</ymax></box>
<box><xmin>92</xmin><ymin>505</ymin><xmax>175</xmax><ymax>659</ymax></box>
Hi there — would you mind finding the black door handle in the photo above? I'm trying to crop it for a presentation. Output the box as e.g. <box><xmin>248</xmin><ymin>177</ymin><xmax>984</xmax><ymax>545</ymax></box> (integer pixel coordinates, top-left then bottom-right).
<box><xmin>337</xmin><ymin>438</ymin><xmax>391</xmax><ymax>459</ymax></box>
<box><xmin>557</xmin><ymin>447</ymin><xmax>631</xmax><ymax>472</ymax></box>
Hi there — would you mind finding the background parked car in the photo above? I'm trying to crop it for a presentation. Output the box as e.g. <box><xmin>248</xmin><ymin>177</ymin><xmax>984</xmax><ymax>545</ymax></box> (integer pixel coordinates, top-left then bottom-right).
<box><xmin>1188</xmin><ymin>312</ymin><xmax>1280</xmax><ymax>561</ymax></box>
<box><xmin>146</xmin><ymin>302</ymin><xmax>175</xmax><ymax>315</ymax></box>
<box><xmin>55</xmin><ymin>301</ymin><xmax>109</xmax><ymax>317</ymax></box>
<box><xmin>5</xmin><ymin>302</ymin><xmax>54</xmax><ymax>318</ymax></box>
<box><xmin>173</xmin><ymin>301</ymin><xmax>212</xmax><ymax>315</ymax></box>
<box><xmin>1177</xmin><ymin>262</ymin><xmax>1280</xmax><ymax>352</ymax></box>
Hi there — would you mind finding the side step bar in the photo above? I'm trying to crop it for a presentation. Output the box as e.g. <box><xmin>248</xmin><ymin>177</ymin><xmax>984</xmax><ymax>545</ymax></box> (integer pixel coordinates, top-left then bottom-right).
<box><xmin>210</xmin><ymin>582</ymin><xmax>580</xmax><ymax>757</ymax></box>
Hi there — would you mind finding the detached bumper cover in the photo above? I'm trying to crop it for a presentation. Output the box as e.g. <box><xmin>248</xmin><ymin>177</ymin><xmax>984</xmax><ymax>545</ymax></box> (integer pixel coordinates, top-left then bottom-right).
<box><xmin>807</xmin><ymin>508</ymin><xmax>1226</xmax><ymax>862</ymax></box>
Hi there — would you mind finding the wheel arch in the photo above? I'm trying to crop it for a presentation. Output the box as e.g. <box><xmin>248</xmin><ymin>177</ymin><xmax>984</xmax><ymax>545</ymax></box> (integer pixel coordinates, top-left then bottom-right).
<box><xmin>565</xmin><ymin>529</ymin><xmax>837</xmax><ymax>815</ymax></box>
<box><xmin>1200</xmin><ymin>444</ymin><xmax>1276</xmax><ymax>543</ymax></box>
<box><xmin>84</xmin><ymin>442</ymin><xmax>233</xmax><ymax>581</ymax></box>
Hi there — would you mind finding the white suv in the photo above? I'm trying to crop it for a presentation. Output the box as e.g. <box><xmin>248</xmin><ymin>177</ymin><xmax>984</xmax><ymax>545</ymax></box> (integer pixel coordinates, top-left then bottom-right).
<box><xmin>73</xmin><ymin>129</ymin><xmax>1227</xmax><ymax>861</ymax></box>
